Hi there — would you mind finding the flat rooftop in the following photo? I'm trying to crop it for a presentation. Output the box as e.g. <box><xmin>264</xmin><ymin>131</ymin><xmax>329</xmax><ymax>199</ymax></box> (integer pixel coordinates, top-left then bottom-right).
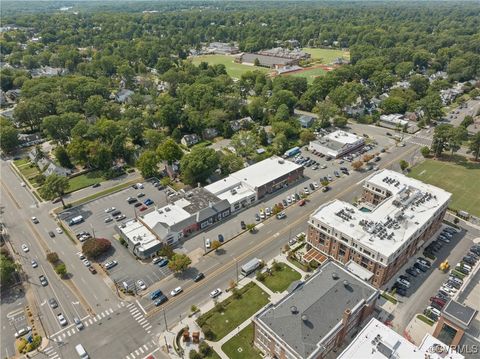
<box><xmin>256</xmin><ymin>261</ymin><xmax>378</xmax><ymax>358</ymax></box>
<box><xmin>311</xmin><ymin>130</ymin><xmax>364</xmax><ymax>152</ymax></box>
<box><xmin>170</xmin><ymin>187</ymin><xmax>221</xmax><ymax>214</ymax></box>
<box><xmin>119</xmin><ymin>219</ymin><xmax>160</xmax><ymax>250</ymax></box>
<box><xmin>338</xmin><ymin>318</ymin><xmax>464</xmax><ymax>359</ymax></box>
<box><xmin>142</xmin><ymin>203</ymin><xmax>191</xmax><ymax>229</ymax></box>
<box><xmin>442</xmin><ymin>300</ymin><xmax>477</xmax><ymax>327</ymax></box>
<box><xmin>310</xmin><ymin>169</ymin><xmax>451</xmax><ymax>259</ymax></box>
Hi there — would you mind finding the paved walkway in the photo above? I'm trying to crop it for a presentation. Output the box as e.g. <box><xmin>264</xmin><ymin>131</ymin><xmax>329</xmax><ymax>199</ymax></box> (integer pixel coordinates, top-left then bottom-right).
<box><xmin>159</xmin><ymin>253</ymin><xmax>308</xmax><ymax>358</ymax></box>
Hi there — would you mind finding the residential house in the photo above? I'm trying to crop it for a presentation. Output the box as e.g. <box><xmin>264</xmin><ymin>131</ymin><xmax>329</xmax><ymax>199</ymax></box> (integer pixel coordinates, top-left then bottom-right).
<box><xmin>202</xmin><ymin>128</ymin><xmax>219</xmax><ymax>140</ymax></box>
<box><xmin>115</xmin><ymin>89</ymin><xmax>134</xmax><ymax>103</ymax></box>
<box><xmin>43</xmin><ymin>162</ymin><xmax>72</xmax><ymax>177</ymax></box>
<box><xmin>181</xmin><ymin>134</ymin><xmax>201</xmax><ymax>147</ymax></box>
<box><xmin>297</xmin><ymin>114</ymin><xmax>315</xmax><ymax>128</ymax></box>
<box><xmin>230</xmin><ymin>116</ymin><xmax>253</xmax><ymax>132</ymax></box>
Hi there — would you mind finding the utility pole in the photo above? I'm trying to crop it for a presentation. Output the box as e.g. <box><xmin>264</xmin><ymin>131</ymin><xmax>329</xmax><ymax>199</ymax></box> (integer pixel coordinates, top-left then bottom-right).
<box><xmin>90</xmin><ymin>224</ymin><xmax>96</xmax><ymax>239</ymax></box>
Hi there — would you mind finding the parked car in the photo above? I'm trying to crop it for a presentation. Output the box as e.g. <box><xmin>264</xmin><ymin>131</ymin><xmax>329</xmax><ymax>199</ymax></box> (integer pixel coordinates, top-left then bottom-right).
<box><xmin>462</xmin><ymin>256</ymin><xmax>476</xmax><ymax>266</ymax></box>
<box><xmin>396</xmin><ymin>278</ymin><xmax>410</xmax><ymax>288</ymax></box>
<box><xmin>55</xmin><ymin>227</ymin><xmax>63</xmax><ymax>234</ymax></box>
<box><xmin>430</xmin><ymin>297</ymin><xmax>446</xmax><ymax>307</ymax></box>
<box><xmin>105</xmin><ymin>207</ymin><xmax>116</xmax><ymax>213</ymax></box>
<box><xmin>218</xmin><ymin>234</ymin><xmax>224</xmax><ymax>243</ymax></box>
<box><xmin>158</xmin><ymin>258</ymin><xmax>169</xmax><ymax>267</ymax></box>
<box><xmin>406</xmin><ymin>268</ymin><xmax>418</xmax><ymax>277</ymax></box>
<box><xmin>414</xmin><ymin>262</ymin><xmax>428</xmax><ymax>272</ymax></box>
<box><xmin>144</xmin><ymin>199</ymin><xmax>154</xmax><ymax>206</ymax></box>
<box><xmin>48</xmin><ymin>231</ymin><xmax>55</xmax><ymax>238</ymax></box>
<box><xmin>31</xmin><ymin>217</ymin><xmax>39</xmax><ymax>224</ymax></box>
<box><xmin>21</xmin><ymin>244</ymin><xmax>29</xmax><ymax>252</ymax></box>
<box><xmin>137</xmin><ymin>192</ymin><xmax>145</xmax><ymax>198</ymax></box>
<box><xmin>31</xmin><ymin>260</ymin><xmax>38</xmax><ymax>268</ymax></box>
<box><xmin>115</xmin><ymin>214</ymin><xmax>126</xmax><ymax>221</ymax></box>
<box><xmin>74</xmin><ymin>317</ymin><xmax>84</xmax><ymax>330</ymax></box>
<box><xmin>255</xmin><ymin>213</ymin><xmax>260</xmax><ymax>221</ymax></box>
<box><xmin>210</xmin><ymin>288</ymin><xmax>222</xmax><ymax>298</ymax></box>
<box><xmin>126</xmin><ymin>197</ymin><xmax>137</xmax><ymax>204</ymax></box>
<box><xmin>134</xmin><ymin>202</ymin><xmax>143</xmax><ymax>208</ymax></box>
<box><xmin>88</xmin><ymin>266</ymin><xmax>97</xmax><ymax>274</ymax></box>
<box><xmin>104</xmin><ymin>217</ymin><xmax>113</xmax><ymax>223</ymax></box>
<box><xmin>298</xmin><ymin>199</ymin><xmax>306</xmax><ymax>206</ymax></box>
<box><xmin>14</xmin><ymin>327</ymin><xmax>32</xmax><ymax>339</ymax></box>
<box><xmin>194</xmin><ymin>273</ymin><xmax>205</xmax><ymax>282</ymax></box>
<box><xmin>276</xmin><ymin>212</ymin><xmax>286</xmax><ymax>219</ymax></box>
<box><xmin>104</xmin><ymin>260</ymin><xmax>118</xmax><ymax>270</ymax></box>
<box><xmin>136</xmin><ymin>280</ymin><xmax>147</xmax><ymax>291</ymax></box>
<box><xmin>417</xmin><ymin>257</ymin><xmax>431</xmax><ymax>267</ymax></box>
<box><xmin>111</xmin><ymin>210</ymin><xmax>121</xmax><ymax>216</ymax></box>
<box><xmin>205</xmin><ymin>238</ymin><xmax>211</xmax><ymax>249</ymax></box>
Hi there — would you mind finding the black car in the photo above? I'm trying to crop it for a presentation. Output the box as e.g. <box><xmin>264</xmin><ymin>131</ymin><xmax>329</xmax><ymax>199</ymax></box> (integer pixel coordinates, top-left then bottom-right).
<box><xmin>467</xmin><ymin>251</ymin><xmax>479</xmax><ymax>260</ymax></box>
<box><xmin>396</xmin><ymin>287</ymin><xmax>407</xmax><ymax>296</ymax></box>
<box><xmin>406</xmin><ymin>268</ymin><xmax>418</xmax><ymax>277</ymax></box>
<box><xmin>414</xmin><ymin>262</ymin><xmax>427</xmax><ymax>272</ymax></box>
<box><xmin>111</xmin><ymin>210</ymin><xmax>121</xmax><ymax>216</ymax></box>
<box><xmin>282</xmin><ymin>199</ymin><xmax>288</xmax><ymax>207</ymax></box>
<box><xmin>399</xmin><ymin>274</ymin><xmax>410</xmax><ymax>282</ymax></box>
<box><xmin>218</xmin><ymin>234</ymin><xmax>224</xmax><ymax>243</ymax></box>
<box><xmin>193</xmin><ymin>273</ymin><xmax>205</xmax><ymax>282</ymax></box>
<box><xmin>463</xmin><ymin>256</ymin><xmax>476</xmax><ymax>265</ymax></box>
<box><xmin>436</xmin><ymin>291</ymin><xmax>450</xmax><ymax>301</ymax></box>
<box><xmin>154</xmin><ymin>295</ymin><xmax>168</xmax><ymax>306</ymax></box>
<box><xmin>92</xmin><ymin>183</ymin><xmax>101</xmax><ymax>188</ymax></box>
<box><xmin>295</xmin><ymin>193</ymin><xmax>301</xmax><ymax>201</ymax></box>
<box><xmin>470</xmin><ymin>246</ymin><xmax>480</xmax><ymax>256</ymax></box>
<box><xmin>309</xmin><ymin>183</ymin><xmax>315</xmax><ymax>190</ymax></box>
<box><xmin>240</xmin><ymin>221</ymin><xmax>246</xmax><ymax>230</ymax></box>
<box><xmin>48</xmin><ymin>231</ymin><xmax>55</xmax><ymax>238</ymax></box>
<box><xmin>134</xmin><ymin>202</ymin><xmax>143</xmax><ymax>207</ymax></box>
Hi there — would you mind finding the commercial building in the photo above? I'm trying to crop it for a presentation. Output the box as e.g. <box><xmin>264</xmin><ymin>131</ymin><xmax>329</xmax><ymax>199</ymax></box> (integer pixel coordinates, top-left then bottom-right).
<box><xmin>379</xmin><ymin>114</ymin><xmax>409</xmax><ymax>130</ymax></box>
<box><xmin>305</xmin><ymin>169</ymin><xmax>451</xmax><ymax>287</ymax></box>
<box><xmin>116</xmin><ymin>187</ymin><xmax>230</xmax><ymax>257</ymax></box>
<box><xmin>237</xmin><ymin>53</ymin><xmax>295</xmax><ymax>69</ymax></box>
<box><xmin>205</xmin><ymin>42</ymin><xmax>239</xmax><ymax>55</ymax></box>
<box><xmin>205</xmin><ymin>155</ymin><xmax>303</xmax><ymax>212</ymax></box>
<box><xmin>253</xmin><ymin>261</ymin><xmax>379</xmax><ymax>359</ymax></box>
<box><xmin>339</xmin><ymin>318</ymin><xmax>464</xmax><ymax>359</ymax></box>
<box><xmin>308</xmin><ymin>130</ymin><xmax>364</xmax><ymax>158</ymax></box>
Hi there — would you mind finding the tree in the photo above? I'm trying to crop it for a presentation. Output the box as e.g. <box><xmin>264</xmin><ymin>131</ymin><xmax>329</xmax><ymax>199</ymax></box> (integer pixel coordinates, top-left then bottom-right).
<box><xmin>168</xmin><ymin>253</ymin><xmax>192</xmax><ymax>273</ymax></box>
<box><xmin>333</xmin><ymin>116</ymin><xmax>348</xmax><ymax>128</ymax></box>
<box><xmin>363</xmin><ymin>154</ymin><xmax>374</xmax><ymax>162</ymax></box>
<box><xmin>219</xmin><ymin>152</ymin><xmax>244</xmax><ymax>175</ymax></box>
<box><xmin>469</xmin><ymin>132</ymin><xmax>480</xmax><ymax>161</ymax></box>
<box><xmin>231</xmin><ymin>131</ymin><xmax>259</xmax><ymax>158</ymax></box>
<box><xmin>156</xmin><ymin>138</ymin><xmax>183</xmax><ymax>164</ymax></box>
<box><xmin>267</xmin><ymin>90</ymin><xmax>297</xmax><ymax>114</ymax></box>
<box><xmin>246</xmin><ymin>223</ymin><xmax>256</xmax><ymax>233</ymax></box>
<box><xmin>42</xmin><ymin>112</ymin><xmax>82</xmax><ymax>145</ymax></box>
<box><xmin>0</xmin><ymin>253</ymin><xmax>18</xmax><ymax>284</ymax></box>
<box><xmin>399</xmin><ymin>160</ymin><xmax>409</xmax><ymax>171</ymax></box>
<box><xmin>275</xmin><ymin>104</ymin><xmax>290</xmax><ymax>121</ymax></box>
<box><xmin>352</xmin><ymin>160</ymin><xmax>363</xmax><ymax>170</ymax></box>
<box><xmin>431</xmin><ymin>124</ymin><xmax>453</xmax><ymax>157</ymax></box>
<box><xmin>409</xmin><ymin>75</ymin><xmax>430</xmax><ymax>97</ymax></box>
<box><xmin>83</xmin><ymin>95</ymin><xmax>106</xmax><ymax>117</ymax></box>
<box><xmin>419</xmin><ymin>93</ymin><xmax>443</xmax><ymax>123</ymax></box>
<box><xmin>211</xmin><ymin>240</ymin><xmax>221</xmax><ymax>251</ymax></box>
<box><xmin>14</xmin><ymin>99</ymin><xmax>50</xmax><ymax>132</ymax></box>
<box><xmin>272</xmin><ymin>133</ymin><xmax>288</xmax><ymax>155</ymax></box>
<box><xmin>55</xmin><ymin>263</ymin><xmax>67</xmax><ymax>278</ymax></box>
<box><xmin>136</xmin><ymin>150</ymin><xmax>158</xmax><ymax>178</ymax></box>
<box><xmin>158</xmin><ymin>244</ymin><xmax>175</xmax><ymax>259</ymax></box>
<box><xmin>380</xmin><ymin>96</ymin><xmax>407</xmax><ymax>114</ymax></box>
<box><xmin>420</xmin><ymin>146</ymin><xmax>430</xmax><ymax>158</ymax></box>
<box><xmin>46</xmin><ymin>252</ymin><xmax>59</xmax><ymax>264</ymax></box>
<box><xmin>253</xmin><ymin>58</ymin><xmax>260</xmax><ymax>67</ymax></box>
<box><xmin>0</xmin><ymin>121</ymin><xmax>19</xmax><ymax>153</ymax></box>
<box><xmin>189</xmin><ymin>350</ymin><xmax>202</xmax><ymax>359</ymax></box>
<box><xmin>198</xmin><ymin>342</ymin><xmax>212</xmax><ymax>357</ymax></box>
<box><xmin>299</xmin><ymin>129</ymin><xmax>315</xmax><ymax>144</ymax></box>
<box><xmin>460</xmin><ymin>115</ymin><xmax>474</xmax><ymax>129</ymax></box>
<box><xmin>313</xmin><ymin>100</ymin><xmax>338</xmax><ymax>128</ymax></box>
<box><xmin>40</xmin><ymin>174</ymin><xmax>69</xmax><ymax>207</ymax></box>
<box><xmin>447</xmin><ymin>127</ymin><xmax>467</xmax><ymax>156</ymax></box>
<box><xmin>55</xmin><ymin>146</ymin><xmax>73</xmax><ymax>168</ymax></box>
<box><xmin>180</xmin><ymin>146</ymin><xmax>219</xmax><ymax>185</ymax></box>
<box><xmin>82</xmin><ymin>238</ymin><xmax>111</xmax><ymax>259</ymax></box>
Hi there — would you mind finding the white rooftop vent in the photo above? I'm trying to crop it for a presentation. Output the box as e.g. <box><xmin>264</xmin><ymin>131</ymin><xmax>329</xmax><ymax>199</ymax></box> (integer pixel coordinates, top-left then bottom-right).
<box><xmin>332</xmin><ymin>272</ymin><xmax>339</xmax><ymax>280</ymax></box>
<box><xmin>343</xmin><ymin>280</ymin><xmax>349</xmax><ymax>287</ymax></box>
<box><xmin>165</xmin><ymin>207</ymin><xmax>171</xmax><ymax>212</ymax></box>
<box><xmin>301</xmin><ymin>314</ymin><xmax>308</xmax><ymax>322</ymax></box>
<box><xmin>290</xmin><ymin>306</ymin><xmax>298</xmax><ymax>314</ymax></box>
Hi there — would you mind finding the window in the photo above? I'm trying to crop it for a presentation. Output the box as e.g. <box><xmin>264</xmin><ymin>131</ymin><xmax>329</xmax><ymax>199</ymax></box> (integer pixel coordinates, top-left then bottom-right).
<box><xmin>340</xmin><ymin>236</ymin><xmax>349</xmax><ymax>243</ymax></box>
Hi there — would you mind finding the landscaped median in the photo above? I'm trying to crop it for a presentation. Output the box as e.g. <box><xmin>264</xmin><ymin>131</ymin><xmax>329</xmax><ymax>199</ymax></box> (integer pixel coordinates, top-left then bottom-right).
<box><xmin>196</xmin><ymin>282</ymin><xmax>270</xmax><ymax>341</ymax></box>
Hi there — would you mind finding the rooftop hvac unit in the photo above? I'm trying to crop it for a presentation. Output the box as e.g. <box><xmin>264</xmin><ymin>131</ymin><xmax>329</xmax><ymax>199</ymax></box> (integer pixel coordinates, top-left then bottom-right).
<box><xmin>165</xmin><ymin>207</ymin><xmax>171</xmax><ymax>212</ymax></box>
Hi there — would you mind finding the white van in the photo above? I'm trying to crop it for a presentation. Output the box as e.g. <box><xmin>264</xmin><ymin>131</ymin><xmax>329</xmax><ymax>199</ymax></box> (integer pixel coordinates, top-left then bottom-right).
<box><xmin>75</xmin><ymin>344</ymin><xmax>89</xmax><ymax>359</ymax></box>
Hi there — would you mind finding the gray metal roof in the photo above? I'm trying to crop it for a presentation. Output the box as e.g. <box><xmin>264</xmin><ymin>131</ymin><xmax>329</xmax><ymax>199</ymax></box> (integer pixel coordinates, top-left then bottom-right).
<box><xmin>256</xmin><ymin>261</ymin><xmax>378</xmax><ymax>358</ymax></box>
<box><xmin>241</xmin><ymin>53</ymin><xmax>293</xmax><ymax>67</ymax></box>
<box><xmin>442</xmin><ymin>300</ymin><xmax>477</xmax><ymax>327</ymax></box>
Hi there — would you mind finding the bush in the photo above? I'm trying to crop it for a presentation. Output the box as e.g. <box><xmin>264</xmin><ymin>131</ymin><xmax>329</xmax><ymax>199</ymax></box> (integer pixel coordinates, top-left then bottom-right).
<box><xmin>158</xmin><ymin>244</ymin><xmax>174</xmax><ymax>259</ymax></box>
<box><xmin>214</xmin><ymin>302</ymin><xmax>225</xmax><ymax>313</ymax></box>
<box><xmin>17</xmin><ymin>338</ymin><xmax>27</xmax><ymax>353</ymax></box>
<box><xmin>191</xmin><ymin>305</ymin><xmax>198</xmax><ymax>313</ymax></box>
<box><xmin>256</xmin><ymin>272</ymin><xmax>266</xmax><ymax>282</ymax></box>
<box><xmin>189</xmin><ymin>350</ymin><xmax>202</xmax><ymax>359</ymax></box>
<box><xmin>272</xmin><ymin>260</ymin><xmax>282</xmax><ymax>272</ymax></box>
<box><xmin>198</xmin><ymin>342</ymin><xmax>212</xmax><ymax>357</ymax></box>
<box><xmin>309</xmin><ymin>260</ymin><xmax>319</xmax><ymax>269</ymax></box>
<box><xmin>82</xmin><ymin>237</ymin><xmax>111</xmax><ymax>259</ymax></box>
<box><xmin>46</xmin><ymin>252</ymin><xmax>59</xmax><ymax>264</ymax></box>
<box><xmin>204</xmin><ymin>327</ymin><xmax>215</xmax><ymax>340</ymax></box>
<box><xmin>119</xmin><ymin>237</ymin><xmax>127</xmax><ymax>246</ymax></box>
<box><xmin>232</xmin><ymin>288</ymin><xmax>242</xmax><ymax>299</ymax></box>
<box><xmin>55</xmin><ymin>263</ymin><xmax>67</xmax><ymax>277</ymax></box>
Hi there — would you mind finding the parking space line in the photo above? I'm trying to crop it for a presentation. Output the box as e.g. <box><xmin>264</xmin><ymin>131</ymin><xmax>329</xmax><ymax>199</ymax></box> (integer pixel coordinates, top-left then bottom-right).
<box><xmin>126</xmin><ymin>355</ymin><xmax>131</xmax><ymax>359</ymax></box>
<box><xmin>135</xmin><ymin>349</ymin><xmax>140</xmax><ymax>355</ymax></box>
<box><xmin>108</xmin><ymin>308</ymin><xmax>114</xmax><ymax>314</ymax></box>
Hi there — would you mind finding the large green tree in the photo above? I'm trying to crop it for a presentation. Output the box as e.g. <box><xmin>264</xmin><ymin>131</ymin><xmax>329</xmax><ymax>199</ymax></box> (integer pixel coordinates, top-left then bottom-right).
<box><xmin>469</xmin><ymin>132</ymin><xmax>480</xmax><ymax>161</ymax></box>
<box><xmin>136</xmin><ymin>150</ymin><xmax>158</xmax><ymax>178</ymax></box>
<box><xmin>0</xmin><ymin>119</ymin><xmax>19</xmax><ymax>153</ymax></box>
<box><xmin>40</xmin><ymin>174</ymin><xmax>70</xmax><ymax>207</ymax></box>
<box><xmin>157</xmin><ymin>138</ymin><xmax>183</xmax><ymax>164</ymax></box>
<box><xmin>180</xmin><ymin>146</ymin><xmax>219</xmax><ymax>185</ymax></box>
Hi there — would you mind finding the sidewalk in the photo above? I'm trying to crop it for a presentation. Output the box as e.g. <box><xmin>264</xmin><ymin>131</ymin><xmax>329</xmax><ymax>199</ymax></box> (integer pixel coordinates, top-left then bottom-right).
<box><xmin>159</xmin><ymin>254</ymin><xmax>308</xmax><ymax>358</ymax></box>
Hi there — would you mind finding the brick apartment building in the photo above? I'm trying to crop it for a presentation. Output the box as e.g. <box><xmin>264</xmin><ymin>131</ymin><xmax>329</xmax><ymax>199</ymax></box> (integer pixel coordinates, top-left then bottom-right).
<box><xmin>253</xmin><ymin>261</ymin><xmax>379</xmax><ymax>359</ymax></box>
<box><xmin>305</xmin><ymin>169</ymin><xmax>451</xmax><ymax>288</ymax></box>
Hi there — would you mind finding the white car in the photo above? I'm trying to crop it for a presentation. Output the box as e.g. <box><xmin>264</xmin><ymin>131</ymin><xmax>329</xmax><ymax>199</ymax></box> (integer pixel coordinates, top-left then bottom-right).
<box><xmin>104</xmin><ymin>217</ymin><xmax>113</xmax><ymax>223</ymax></box>
<box><xmin>320</xmin><ymin>164</ymin><xmax>327</xmax><ymax>169</ymax></box>
<box><xmin>77</xmin><ymin>252</ymin><xmax>86</xmax><ymax>260</ymax></box>
<box><xmin>290</xmin><ymin>194</ymin><xmax>296</xmax><ymax>202</ymax></box>
<box><xmin>396</xmin><ymin>278</ymin><xmax>410</xmax><ymax>288</ymax></box>
<box><xmin>57</xmin><ymin>313</ymin><xmax>67</xmax><ymax>326</ymax></box>
<box><xmin>31</xmin><ymin>217</ymin><xmax>39</xmax><ymax>224</ymax></box>
<box><xmin>82</xmin><ymin>259</ymin><xmax>91</xmax><ymax>267</ymax></box>
<box><xmin>426</xmin><ymin>306</ymin><xmax>441</xmax><ymax>317</ymax></box>
<box><xmin>313</xmin><ymin>182</ymin><xmax>319</xmax><ymax>188</ymax></box>
<box><xmin>105</xmin><ymin>207</ymin><xmax>116</xmax><ymax>213</ymax></box>
<box><xmin>210</xmin><ymin>288</ymin><xmax>222</xmax><ymax>298</ymax></box>
<box><xmin>170</xmin><ymin>287</ymin><xmax>183</xmax><ymax>297</ymax></box>
<box><xmin>440</xmin><ymin>285</ymin><xmax>456</xmax><ymax>295</ymax></box>
<box><xmin>265</xmin><ymin>207</ymin><xmax>271</xmax><ymax>216</ymax></box>
<box><xmin>22</xmin><ymin>244</ymin><xmax>29</xmax><ymax>253</ymax></box>
<box><xmin>296</xmin><ymin>232</ymin><xmax>306</xmax><ymax>240</ymax></box>
<box><xmin>55</xmin><ymin>227</ymin><xmax>63</xmax><ymax>234</ymax></box>
<box><xmin>286</xmin><ymin>196</ymin><xmax>292</xmax><ymax>204</ymax></box>
<box><xmin>31</xmin><ymin>260</ymin><xmax>38</xmax><ymax>268</ymax></box>
<box><xmin>205</xmin><ymin>238</ymin><xmax>211</xmax><ymax>249</ymax></box>
<box><xmin>136</xmin><ymin>280</ymin><xmax>147</xmax><ymax>291</ymax></box>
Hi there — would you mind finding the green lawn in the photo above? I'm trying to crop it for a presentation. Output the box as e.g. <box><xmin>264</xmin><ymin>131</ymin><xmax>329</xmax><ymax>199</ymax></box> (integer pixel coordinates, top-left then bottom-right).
<box><xmin>196</xmin><ymin>282</ymin><xmax>269</xmax><ymax>341</ymax></box>
<box><xmin>13</xmin><ymin>158</ymin><xmax>30</xmax><ymax>167</ymax></box>
<box><xmin>288</xmin><ymin>67</ymin><xmax>327</xmax><ymax>84</ymax></box>
<box><xmin>262</xmin><ymin>263</ymin><xmax>301</xmax><ymax>293</ymax></box>
<box><xmin>204</xmin><ymin>350</ymin><xmax>221</xmax><ymax>359</ymax></box>
<box><xmin>67</xmin><ymin>170</ymin><xmax>105</xmax><ymax>193</ymax></box>
<box><xmin>408</xmin><ymin>158</ymin><xmax>480</xmax><ymax>217</ymax></box>
<box><xmin>16</xmin><ymin>161</ymin><xmax>41</xmax><ymax>179</ymax></box>
<box><xmin>221</xmin><ymin>324</ymin><xmax>262</xmax><ymax>359</ymax></box>
<box><xmin>190</xmin><ymin>54</ymin><xmax>269</xmax><ymax>79</ymax></box>
<box><xmin>302</xmin><ymin>47</ymin><xmax>350</xmax><ymax>63</ymax></box>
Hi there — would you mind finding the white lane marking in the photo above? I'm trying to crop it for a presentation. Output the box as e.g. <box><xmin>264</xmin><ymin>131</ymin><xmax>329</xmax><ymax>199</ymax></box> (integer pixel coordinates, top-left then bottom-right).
<box><xmin>108</xmin><ymin>308</ymin><xmax>114</xmax><ymax>314</ymax></box>
<box><xmin>101</xmin><ymin>312</ymin><xmax>106</xmax><ymax>318</ymax></box>
<box><xmin>139</xmin><ymin>347</ymin><xmax>144</xmax><ymax>354</ymax></box>
<box><xmin>136</xmin><ymin>299</ymin><xmax>147</xmax><ymax>315</ymax></box>
<box><xmin>133</xmin><ymin>312</ymin><xmax>143</xmax><ymax>320</ymax></box>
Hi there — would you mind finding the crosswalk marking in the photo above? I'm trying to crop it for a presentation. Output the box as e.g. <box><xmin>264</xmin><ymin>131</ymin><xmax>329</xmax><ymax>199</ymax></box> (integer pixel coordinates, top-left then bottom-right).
<box><xmin>51</xmin><ymin>355</ymin><xmax>59</xmax><ymax>359</ymax></box>
<box><xmin>137</xmin><ymin>318</ymin><xmax>147</xmax><ymax>325</ymax></box>
<box><xmin>130</xmin><ymin>308</ymin><xmax>139</xmax><ymax>314</ymax></box>
<box><xmin>85</xmin><ymin>321</ymin><xmax>89</xmax><ymax>327</ymax></box>
<box><xmin>121</xmin><ymin>301</ymin><xmax>126</xmax><ymax>307</ymax></box>
<box><xmin>89</xmin><ymin>318</ymin><xmax>93</xmax><ymax>324</ymax></box>
<box><xmin>135</xmin><ymin>349</ymin><xmax>140</xmax><ymax>355</ymax></box>
<box><xmin>126</xmin><ymin>355</ymin><xmax>131</xmax><ymax>359</ymax></box>
<box><xmin>127</xmin><ymin>303</ymin><xmax>134</xmax><ymax>308</ymax></box>
<box><xmin>93</xmin><ymin>316</ymin><xmax>97</xmax><ymax>322</ymax></box>
<box><xmin>108</xmin><ymin>308</ymin><xmax>114</xmax><ymax>314</ymax></box>
<box><xmin>133</xmin><ymin>312</ymin><xmax>143</xmax><ymax>320</ymax></box>
<box><xmin>143</xmin><ymin>325</ymin><xmax>152</xmax><ymax>331</ymax></box>
<box><xmin>101</xmin><ymin>312</ymin><xmax>106</xmax><ymax>318</ymax></box>
<box><xmin>139</xmin><ymin>347</ymin><xmax>144</xmax><ymax>354</ymax></box>
<box><xmin>62</xmin><ymin>333</ymin><xmax>66</xmax><ymax>338</ymax></box>
<box><xmin>143</xmin><ymin>344</ymin><xmax>149</xmax><ymax>351</ymax></box>
<box><xmin>96</xmin><ymin>314</ymin><xmax>102</xmax><ymax>320</ymax></box>
<box><xmin>56</xmin><ymin>336</ymin><xmax>61</xmax><ymax>341</ymax></box>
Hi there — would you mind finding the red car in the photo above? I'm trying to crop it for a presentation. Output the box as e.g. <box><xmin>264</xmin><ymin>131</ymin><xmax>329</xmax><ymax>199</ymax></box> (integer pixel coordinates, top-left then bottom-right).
<box><xmin>139</xmin><ymin>205</ymin><xmax>148</xmax><ymax>212</ymax></box>
<box><xmin>298</xmin><ymin>199</ymin><xmax>306</xmax><ymax>206</ymax></box>
<box><xmin>430</xmin><ymin>297</ymin><xmax>446</xmax><ymax>308</ymax></box>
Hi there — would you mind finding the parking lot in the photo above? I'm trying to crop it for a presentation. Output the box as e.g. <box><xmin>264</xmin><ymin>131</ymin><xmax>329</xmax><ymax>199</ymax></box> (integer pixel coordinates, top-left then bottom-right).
<box><xmin>59</xmin><ymin>180</ymin><xmax>175</xmax><ymax>292</ymax></box>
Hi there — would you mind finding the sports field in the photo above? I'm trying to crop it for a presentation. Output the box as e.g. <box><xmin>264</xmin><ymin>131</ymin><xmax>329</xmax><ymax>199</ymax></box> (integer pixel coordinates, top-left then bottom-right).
<box><xmin>302</xmin><ymin>47</ymin><xmax>350</xmax><ymax>63</ymax></box>
<box><xmin>408</xmin><ymin>159</ymin><xmax>480</xmax><ymax>217</ymax></box>
<box><xmin>190</xmin><ymin>54</ymin><xmax>269</xmax><ymax>79</ymax></box>
<box><xmin>288</xmin><ymin>66</ymin><xmax>327</xmax><ymax>84</ymax></box>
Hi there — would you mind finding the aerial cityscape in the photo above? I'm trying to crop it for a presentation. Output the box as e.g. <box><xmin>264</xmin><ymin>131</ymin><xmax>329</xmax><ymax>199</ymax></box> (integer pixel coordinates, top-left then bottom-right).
<box><xmin>1</xmin><ymin>1</ymin><xmax>479</xmax><ymax>359</ymax></box>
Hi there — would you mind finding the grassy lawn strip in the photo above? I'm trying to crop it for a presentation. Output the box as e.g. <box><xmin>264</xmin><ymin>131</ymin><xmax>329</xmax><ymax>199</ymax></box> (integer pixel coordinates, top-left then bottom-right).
<box><xmin>67</xmin><ymin>170</ymin><xmax>105</xmax><ymax>193</ymax></box>
<box><xmin>221</xmin><ymin>324</ymin><xmax>262</xmax><ymax>359</ymax></box>
<box><xmin>13</xmin><ymin>158</ymin><xmax>30</xmax><ymax>166</ymax></box>
<box><xmin>381</xmin><ymin>292</ymin><xmax>398</xmax><ymax>304</ymax></box>
<box><xmin>287</xmin><ymin>257</ymin><xmax>310</xmax><ymax>273</ymax></box>
<box><xmin>190</xmin><ymin>54</ymin><xmax>269</xmax><ymax>79</ymax></box>
<box><xmin>417</xmin><ymin>314</ymin><xmax>435</xmax><ymax>326</ymax></box>
<box><xmin>288</xmin><ymin>67</ymin><xmax>326</xmax><ymax>84</ymax></box>
<box><xmin>197</xmin><ymin>282</ymin><xmax>269</xmax><ymax>341</ymax></box>
<box><xmin>262</xmin><ymin>263</ymin><xmax>301</xmax><ymax>292</ymax></box>
<box><xmin>408</xmin><ymin>158</ymin><xmax>480</xmax><ymax>217</ymax></box>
